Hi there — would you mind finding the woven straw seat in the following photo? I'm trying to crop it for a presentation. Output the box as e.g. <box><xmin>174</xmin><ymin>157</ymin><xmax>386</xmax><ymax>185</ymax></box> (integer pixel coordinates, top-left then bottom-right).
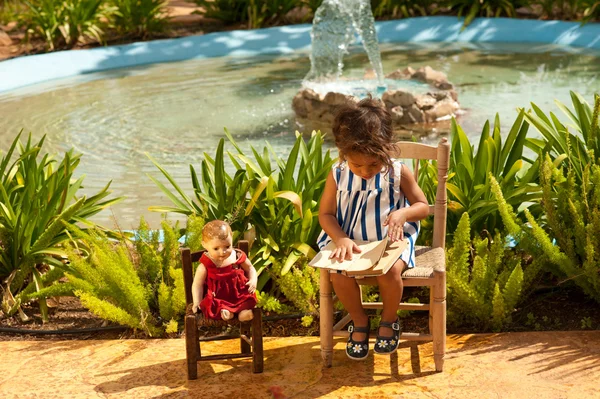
<box><xmin>402</xmin><ymin>246</ymin><xmax>445</xmax><ymax>278</ymax></box>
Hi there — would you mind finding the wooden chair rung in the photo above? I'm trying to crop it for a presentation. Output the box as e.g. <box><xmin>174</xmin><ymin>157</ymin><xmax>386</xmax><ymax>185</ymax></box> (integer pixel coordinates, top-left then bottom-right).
<box><xmin>403</xmin><ymin>277</ymin><xmax>435</xmax><ymax>287</ymax></box>
<box><xmin>240</xmin><ymin>334</ymin><xmax>252</xmax><ymax>346</ymax></box>
<box><xmin>198</xmin><ymin>353</ymin><xmax>253</xmax><ymax>361</ymax></box>
<box><xmin>361</xmin><ymin>302</ymin><xmax>430</xmax><ymax>311</ymax></box>
<box><xmin>333</xmin><ymin>313</ymin><xmax>352</xmax><ymax>332</ymax></box>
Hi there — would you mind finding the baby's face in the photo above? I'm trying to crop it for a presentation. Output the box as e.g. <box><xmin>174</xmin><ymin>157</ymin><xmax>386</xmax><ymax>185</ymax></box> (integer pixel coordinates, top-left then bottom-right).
<box><xmin>345</xmin><ymin>152</ymin><xmax>384</xmax><ymax>180</ymax></box>
<box><xmin>203</xmin><ymin>236</ymin><xmax>233</xmax><ymax>262</ymax></box>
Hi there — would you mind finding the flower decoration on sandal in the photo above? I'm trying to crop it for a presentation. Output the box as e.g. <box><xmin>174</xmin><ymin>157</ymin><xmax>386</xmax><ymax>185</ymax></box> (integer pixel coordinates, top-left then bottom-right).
<box><xmin>346</xmin><ymin>324</ymin><xmax>370</xmax><ymax>360</ymax></box>
<box><xmin>374</xmin><ymin>319</ymin><xmax>401</xmax><ymax>355</ymax></box>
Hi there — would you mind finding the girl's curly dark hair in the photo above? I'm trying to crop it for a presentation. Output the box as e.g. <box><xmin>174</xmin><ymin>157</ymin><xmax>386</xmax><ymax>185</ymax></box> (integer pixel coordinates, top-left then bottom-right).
<box><xmin>332</xmin><ymin>95</ymin><xmax>395</xmax><ymax>170</ymax></box>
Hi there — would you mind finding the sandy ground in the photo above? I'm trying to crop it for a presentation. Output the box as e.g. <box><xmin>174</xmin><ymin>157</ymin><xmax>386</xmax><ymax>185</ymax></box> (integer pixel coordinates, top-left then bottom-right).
<box><xmin>0</xmin><ymin>331</ymin><xmax>598</xmax><ymax>398</ymax></box>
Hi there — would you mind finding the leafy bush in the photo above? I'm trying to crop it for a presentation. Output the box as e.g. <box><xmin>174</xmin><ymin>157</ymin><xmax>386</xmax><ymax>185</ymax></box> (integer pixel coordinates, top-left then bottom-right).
<box><xmin>524</xmin><ymin>92</ymin><xmax>600</xmax><ymax>184</ymax></box>
<box><xmin>0</xmin><ymin>133</ymin><xmax>120</xmax><ymax>322</ymax></box>
<box><xmin>446</xmin><ymin>212</ymin><xmax>528</xmax><ymax>331</ymax></box>
<box><xmin>443</xmin><ymin>0</ymin><xmax>526</xmax><ymax>27</ymax></box>
<box><xmin>35</xmin><ymin>218</ymin><xmax>186</xmax><ymax>336</ymax></box>
<box><xmin>371</xmin><ymin>0</ymin><xmax>436</xmax><ymax>18</ymax></box>
<box><xmin>60</xmin><ymin>227</ymin><xmax>162</xmax><ymax>336</ymax></box>
<box><xmin>195</xmin><ymin>0</ymin><xmax>298</xmax><ymax>28</ymax></box>
<box><xmin>149</xmin><ymin>130</ymin><xmax>335</xmax><ymax>293</ymax></box>
<box><xmin>418</xmin><ymin>112</ymin><xmax>541</xmax><ymax>244</ymax></box>
<box><xmin>22</xmin><ymin>0</ymin><xmax>116</xmax><ymax>50</ymax></box>
<box><xmin>495</xmin><ymin>153</ymin><xmax>600</xmax><ymax>304</ymax></box>
<box><xmin>110</xmin><ymin>0</ymin><xmax>168</xmax><ymax>38</ymax></box>
<box><xmin>0</xmin><ymin>0</ymin><xmax>25</xmax><ymax>26</ymax></box>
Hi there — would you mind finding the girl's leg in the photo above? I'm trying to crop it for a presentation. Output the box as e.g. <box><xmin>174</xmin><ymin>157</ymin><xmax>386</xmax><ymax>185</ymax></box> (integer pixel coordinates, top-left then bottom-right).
<box><xmin>331</xmin><ymin>273</ymin><xmax>368</xmax><ymax>340</ymax></box>
<box><xmin>376</xmin><ymin>258</ymin><xmax>407</xmax><ymax>337</ymax></box>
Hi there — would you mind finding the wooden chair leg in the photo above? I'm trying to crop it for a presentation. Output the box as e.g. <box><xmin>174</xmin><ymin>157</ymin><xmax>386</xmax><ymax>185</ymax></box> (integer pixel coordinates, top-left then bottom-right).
<box><xmin>252</xmin><ymin>308</ymin><xmax>263</xmax><ymax>373</ymax></box>
<box><xmin>320</xmin><ymin>269</ymin><xmax>333</xmax><ymax>368</ymax></box>
<box><xmin>240</xmin><ymin>321</ymin><xmax>251</xmax><ymax>354</ymax></box>
<box><xmin>185</xmin><ymin>314</ymin><xmax>198</xmax><ymax>380</ymax></box>
<box><xmin>429</xmin><ymin>287</ymin><xmax>434</xmax><ymax>335</ymax></box>
<box><xmin>432</xmin><ymin>270</ymin><xmax>446</xmax><ymax>372</ymax></box>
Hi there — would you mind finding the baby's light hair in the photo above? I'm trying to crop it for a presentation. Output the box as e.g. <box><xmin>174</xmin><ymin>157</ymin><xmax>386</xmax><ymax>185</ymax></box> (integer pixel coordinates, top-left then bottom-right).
<box><xmin>202</xmin><ymin>220</ymin><xmax>232</xmax><ymax>242</ymax></box>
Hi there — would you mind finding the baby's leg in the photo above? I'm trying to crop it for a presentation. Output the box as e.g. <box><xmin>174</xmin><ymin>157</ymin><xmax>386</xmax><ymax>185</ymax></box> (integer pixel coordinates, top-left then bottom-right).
<box><xmin>331</xmin><ymin>273</ymin><xmax>368</xmax><ymax>340</ymax></box>
<box><xmin>376</xmin><ymin>258</ymin><xmax>407</xmax><ymax>336</ymax></box>
<box><xmin>238</xmin><ymin>309</ymin><xmax>254</xmax><ymax>322</ymax></box>
<box><xmin>221</xmin><ymin>309</ymin><xmax>234</xmax><ymax>321</ymax></box>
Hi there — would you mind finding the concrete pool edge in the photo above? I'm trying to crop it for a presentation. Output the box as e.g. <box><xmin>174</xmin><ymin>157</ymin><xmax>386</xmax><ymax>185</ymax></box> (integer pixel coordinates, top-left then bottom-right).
<box><xmin>1</xmin><ymin>16</ymin><xmax>599</xmax><ymax>93</ymax></box>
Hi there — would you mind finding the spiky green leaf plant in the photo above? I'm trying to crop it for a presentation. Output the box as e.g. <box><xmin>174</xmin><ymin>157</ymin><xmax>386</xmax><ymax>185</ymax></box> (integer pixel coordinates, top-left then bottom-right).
<box><xmin>0</xmin><ymin>132</ymin><xmax>121</xmax><ymax>321</ymax></box>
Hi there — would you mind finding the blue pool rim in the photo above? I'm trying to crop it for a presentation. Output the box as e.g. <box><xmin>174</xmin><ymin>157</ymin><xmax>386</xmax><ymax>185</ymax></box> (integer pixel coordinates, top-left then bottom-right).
<box><xmin>1</xmin><ymin>16</ymin><xmax>599</xmax><ymax>93</ymax></box>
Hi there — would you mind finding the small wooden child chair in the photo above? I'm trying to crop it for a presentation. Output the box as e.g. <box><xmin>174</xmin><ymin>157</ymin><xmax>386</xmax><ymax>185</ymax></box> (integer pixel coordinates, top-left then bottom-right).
<box><xmin>319</xmin><ymin>138</ymin><xmax>450</xmax><ymax>371</ymax></box>
<box><xmin>181</xmin><ymin>240</ymin><xmax>263</xmax><ymax>379</ymax></box>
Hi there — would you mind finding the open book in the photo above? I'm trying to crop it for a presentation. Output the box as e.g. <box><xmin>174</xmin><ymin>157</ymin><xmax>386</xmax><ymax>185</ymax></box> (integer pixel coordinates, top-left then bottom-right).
<box><xmin>308</xmin><ymin>237</ymin><xmax>408</xmax><ymax>277</ymax></box>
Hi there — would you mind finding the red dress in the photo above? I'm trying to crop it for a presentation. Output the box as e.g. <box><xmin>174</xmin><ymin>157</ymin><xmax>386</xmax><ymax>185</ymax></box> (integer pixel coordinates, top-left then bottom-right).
<box><xmin>199</xmin><ymin>249</ymin><xmax>257</xmax><ymax>319</ymax></box>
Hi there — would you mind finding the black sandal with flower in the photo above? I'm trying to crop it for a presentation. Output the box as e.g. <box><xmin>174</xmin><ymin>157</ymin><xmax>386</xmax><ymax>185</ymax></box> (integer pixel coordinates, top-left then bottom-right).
<box><xmin>374</xmin><ymin>319</ymin><xmax>401</xmax><ymax>355</ymax></box>
<box><xmin>346</xmin><ymin>324</ymin><xmax>370</xmax><ymax>360</ymax></box>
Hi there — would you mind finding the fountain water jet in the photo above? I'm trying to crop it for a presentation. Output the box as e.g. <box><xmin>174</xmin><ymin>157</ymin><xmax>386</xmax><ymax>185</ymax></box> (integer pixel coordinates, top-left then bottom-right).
<box><xmin>293</xmin><ymin>0</ymin><xmax>461</xmax><ymax>137</ymax></box>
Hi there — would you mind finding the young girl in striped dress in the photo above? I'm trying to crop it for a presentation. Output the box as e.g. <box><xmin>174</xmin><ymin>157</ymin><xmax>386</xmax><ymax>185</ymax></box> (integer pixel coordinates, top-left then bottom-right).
<box><xmin>317</xmin><ymin>96</ymin><xmax>430</xmax><ymax>360</ymax></box>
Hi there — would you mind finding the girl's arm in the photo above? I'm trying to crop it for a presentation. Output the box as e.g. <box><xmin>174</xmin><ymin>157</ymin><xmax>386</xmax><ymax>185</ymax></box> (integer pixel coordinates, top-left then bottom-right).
<box><xmin>318</xmin><ymin>170</ymin><xmax>362</xmax><ymax>261</ymax></box>
<box><xmin>191</xmin><ymin>264</ymin><xmax>207</xmax><ymax>313</ymax></box>
<box><xmin>240</xmin><ymin>258</ymin><xmax>257</xmax><ymax>294</ymax></box>
<box><xmin>385</xmin><ymin>164</ymin><xmax>430</xmax><ymax>241</ymax></box>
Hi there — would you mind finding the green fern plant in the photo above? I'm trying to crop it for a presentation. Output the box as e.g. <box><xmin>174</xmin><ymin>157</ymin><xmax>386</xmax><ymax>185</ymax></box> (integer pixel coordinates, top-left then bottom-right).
<box><xmin>266</xmin><ymin>255</ymin><xmax>319</xmax><ymax>319</ymax></box>
<box><xmin>134</xmin><ymin>217</ymin><xmax>186</xmax><ymax>323</ymax></box>
<box><xmin>446</xmin><ymin>212</ymin><xmax>526</xmax><ymax>331</ymax></box>
<box><xmin>61</xmin><ymin>228</ymin><xmax>162</xmax><ymax>336</ymax></box>
<box><xmin>514</xmin><ymin>155</ymin><xmax>600</xmax><ymax>302</ymax></box>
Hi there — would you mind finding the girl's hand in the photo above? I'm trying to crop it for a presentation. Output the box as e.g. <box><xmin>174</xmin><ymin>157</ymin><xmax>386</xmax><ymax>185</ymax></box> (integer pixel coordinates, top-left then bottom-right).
<box><xmin>192</xmin><ymin>302</ymin><xmax>200</xmax><ymax>314</ymax></box>
<box><xmin>384</xmin><ymin>210</ymin><xmax>407</xmax><ymax>242</ymax></box>
<box><xmin>331</xmin><ymin>237</ymin><xmax>362</xmax><ymax>261</ymax></box>
<box><xmin>246</xmin><ymin>278</ymin><xmax>257</xmax><ymax>294</ymax></box>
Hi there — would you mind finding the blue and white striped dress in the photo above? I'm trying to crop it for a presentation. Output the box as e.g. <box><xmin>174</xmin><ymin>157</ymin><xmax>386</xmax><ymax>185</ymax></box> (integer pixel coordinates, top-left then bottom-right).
<box><xmin>317</xmin><ymin>159</ymin><xmax>419</xmax><ymax>269</ymax></box>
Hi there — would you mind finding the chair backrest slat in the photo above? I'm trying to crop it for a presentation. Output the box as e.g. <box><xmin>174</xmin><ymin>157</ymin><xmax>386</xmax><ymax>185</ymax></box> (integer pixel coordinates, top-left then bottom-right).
<box><xmin>390</xmin><ymin>139</ymin><xmax>450</xmax><ymax>249</ymax></box>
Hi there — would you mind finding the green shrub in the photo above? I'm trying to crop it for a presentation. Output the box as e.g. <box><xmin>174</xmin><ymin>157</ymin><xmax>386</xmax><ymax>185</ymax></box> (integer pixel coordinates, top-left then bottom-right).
<box><xmin>41</xmin><ymin>218</ymin><xmax>186</xmax><ymax>336</ymax></box>
<box><xmin>524</xmin><ymin>92</ymin><xmax>600</xmax><ymax>185</ymax></box>
<box><xmin>371</xmin><ymin>0</ymin><xmax>435</xmax><ymax>18</ymax></box>
<box><xmin>59</xmin><ymin>228</ymin><xmax>162</xmax><ymax>336</ymax></box>
<box><xmin>22</xmin><ymin>0</ymin><xmax>116</xmax><ymax>50</ymax></box>
<box><xmin>0</xmin><ymin>133</ymin><xmax>120</xmax><ymax>322</ymax></box>
<box><xmin>418</xmin><ymin>112</ymin><xmax>541</xmax><ymax>245</ymax></box>
<box><xmin>499</xmin><ymin>154</ymin><xmax>600</xmax><ymax>303</ymax></box>
<box><xmin>149</xmin><ymin>130</ymin><xmax>335</xmax><ymax>292</ymax></box>
<box><xmin>0</xmin><ymin>0</ymin><xmax>25</xmax><ymax>26</ymax></box>
<box><xmin>446</xmin><ymin>212</ymin><xmax>528</xmax><ymax>331</ymax></box>
<box><xmin>110</xmin><ymin>0</ymin><xmax>168</xmax><ymax>38</ymax></box>
<box><xmin>194</xmin><ymin>0</ymin><xmax>298</xmax><ymax>28</ymax></box>
<box><xmin>445</xmin><ymin>0</ymin><xmax>526</xmax><ymax>27</ymax></box>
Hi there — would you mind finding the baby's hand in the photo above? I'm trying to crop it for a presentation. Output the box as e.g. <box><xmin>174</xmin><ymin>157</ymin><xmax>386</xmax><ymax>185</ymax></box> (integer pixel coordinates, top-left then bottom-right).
<box><xmin>192</xmin><ymin>302</ymin><xmax>200</xmax><ymax>314</ymax></box>
<box><xmin>246</xmin><ymin>278</ymin><xmax>257</xmax><ymax>294</ymax></box>
<box><xmin>331</xmin><ymin>237</ymin><xmax>362</xmax><ymax>262</ymax></box>
<box><xmin>384</xmin><ymin>210</ymin><xmax>407</xmax><ymax>242</ymax></box>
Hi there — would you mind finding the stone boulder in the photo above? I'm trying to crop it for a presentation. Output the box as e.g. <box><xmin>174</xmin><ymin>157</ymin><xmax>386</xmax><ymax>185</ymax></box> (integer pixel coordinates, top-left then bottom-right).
<box><xmin>382</xmin><ymin>90</ymin><xmax>415</xmax><ymax>107</ymax></box>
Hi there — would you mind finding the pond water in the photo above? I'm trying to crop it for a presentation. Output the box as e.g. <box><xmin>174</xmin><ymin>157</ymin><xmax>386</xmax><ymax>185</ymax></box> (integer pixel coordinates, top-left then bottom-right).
<box><xmin>0</xmin><ymin>41</ymin><xmax>599</xmax><ymax>227</ymax></box>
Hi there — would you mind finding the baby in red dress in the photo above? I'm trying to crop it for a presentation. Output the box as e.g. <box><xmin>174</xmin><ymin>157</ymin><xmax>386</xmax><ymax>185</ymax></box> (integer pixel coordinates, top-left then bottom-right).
<box><xmin>191</xmin><ymin>220</ymin><xmax>258</xmax><ymax>322</ymax></box>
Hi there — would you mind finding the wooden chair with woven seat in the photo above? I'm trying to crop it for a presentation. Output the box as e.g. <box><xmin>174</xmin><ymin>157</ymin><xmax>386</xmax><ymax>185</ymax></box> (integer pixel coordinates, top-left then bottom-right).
<box><xmin>181</xmin><ymin>240</ymin><xmax>263</xmax><ymax>380</ymax></box>
<box><xmin>319</xmin><ymin>138</ymin><xmax>450</xmax><ymax>372</ymax></box>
